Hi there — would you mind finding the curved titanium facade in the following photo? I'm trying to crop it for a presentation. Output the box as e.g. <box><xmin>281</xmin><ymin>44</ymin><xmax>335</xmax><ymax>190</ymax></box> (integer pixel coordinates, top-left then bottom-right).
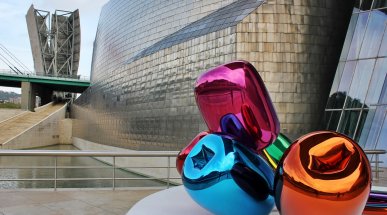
<box><xmin>73</xmin><ymin>0</ymin><xmax>352</xmax><ymax>150</ymax></box>
<box><xmin>324</xmin><ymin>1</ymin><xmax>387</xmax><ymax>165</ymax></box>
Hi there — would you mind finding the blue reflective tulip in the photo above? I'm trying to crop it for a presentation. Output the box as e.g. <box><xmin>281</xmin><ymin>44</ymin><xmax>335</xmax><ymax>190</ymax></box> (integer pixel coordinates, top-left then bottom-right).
<box><xmin>182</xmin><ymin>134</ymin><xmax>274</xmax><ymax>215</ymax></box>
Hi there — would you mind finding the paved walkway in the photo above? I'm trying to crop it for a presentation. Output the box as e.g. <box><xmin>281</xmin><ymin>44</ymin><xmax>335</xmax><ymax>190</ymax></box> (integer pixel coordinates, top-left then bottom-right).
<box><xmin>0</xmin><ymin>103</ymin><xmax>64</xmax><ymax>145</ymax></box>
<box><xmin>0</xmin><ymin>189</ymin><xmax>160</xmax><ymax>215</ymax></box>
<box><xmin>1</xmin><ymin>176</ymin><xmax>386</xmax><ymax>215</ymax></box>
<box><xmin>0</xmin><ymin>109</ymin><xmax>24</xmax><ymax>122</ymax></box>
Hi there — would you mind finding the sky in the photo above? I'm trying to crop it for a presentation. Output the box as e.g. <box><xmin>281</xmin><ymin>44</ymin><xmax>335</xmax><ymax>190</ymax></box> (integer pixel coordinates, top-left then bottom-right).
<box><xmin>0</xmin><ymin>0</ymin><xmax>109</xmax><ymax>93</ymax></box>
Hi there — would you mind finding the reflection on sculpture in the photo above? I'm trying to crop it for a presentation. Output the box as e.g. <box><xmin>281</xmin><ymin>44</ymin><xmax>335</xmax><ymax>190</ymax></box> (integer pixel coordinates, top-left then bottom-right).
<box><xmin>182</xmin><ymin>134</ymin><xmax>274</xmax><ymax>215</ymax></box>
<box><xmin>177</xmin><ymin>61</ymin><xmax>373</xmax><ymax>215</ymax></box>
<box><xmin>194</xmin><ymin>61</ymin><xmax>279</xmax><ymax>151</ymax></box>
<box><xmin>262</xmin><ymin>133</ymin><xmax>291</xmax><ymax>169</ymax></box>
<box><xmin>176</xmin><ymin>131</ymin><xmax>209</xmax><ymax>175</ymax></box>
<box><xmin>364</xmin><ymin>191</ymin><xmax>387</xmax><ymax>215</ymax></box>
<box><xmin>274</xmin><ymin>131</ymin><xmax>371</xmax><ymax>215</ymax></box>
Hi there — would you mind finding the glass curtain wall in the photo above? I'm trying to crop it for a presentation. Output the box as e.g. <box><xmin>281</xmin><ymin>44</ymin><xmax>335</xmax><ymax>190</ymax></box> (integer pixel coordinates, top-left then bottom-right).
<box><xmin>324</xmin><ymin>0</ymin><xmax>386</xmax><ymax>160</ymax></box>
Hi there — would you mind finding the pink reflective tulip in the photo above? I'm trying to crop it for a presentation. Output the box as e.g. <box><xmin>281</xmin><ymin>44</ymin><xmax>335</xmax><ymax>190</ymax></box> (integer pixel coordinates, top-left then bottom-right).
<box><xmin>195</xmin><ymin>61</ymin><xmax>279</xmax><ymax>151</ymax></box>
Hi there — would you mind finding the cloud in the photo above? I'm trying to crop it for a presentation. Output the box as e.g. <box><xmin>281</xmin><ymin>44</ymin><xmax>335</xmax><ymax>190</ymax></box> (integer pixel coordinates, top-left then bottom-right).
<box><xmin>0</xmin><ymin>2</ymin><xmax>27</xmax><ymax>22</ymax></box>
<box><xmin>38</xmin><ymin>0</ymin><xmax>108</xmax><ymax>15</ymax></box>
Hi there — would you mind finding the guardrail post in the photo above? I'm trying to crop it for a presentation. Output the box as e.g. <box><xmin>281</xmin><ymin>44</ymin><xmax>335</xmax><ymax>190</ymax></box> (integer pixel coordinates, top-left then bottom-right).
<box><xmin>167</xmin><ymin>156</ymin><xmax>170</xmax><ymax>189</ymax></box>
<box><xmin>375</xmin><ymin>154</ymin><xmax>379</xmax><ymax>180</ymax></box>
<box><xmin>54</xmin><ymin>156</ymin><xmax>57</xmax><ymax>191</ymax></box>
<box><xmin>113</xmin><ymin>156</ymin><xmax>116</xmax><ymax>190</ymax></box>
<box><xmin>0</xmin><ymin>150</ymin><xmax>180</xmax><ymax>190</ymax></box>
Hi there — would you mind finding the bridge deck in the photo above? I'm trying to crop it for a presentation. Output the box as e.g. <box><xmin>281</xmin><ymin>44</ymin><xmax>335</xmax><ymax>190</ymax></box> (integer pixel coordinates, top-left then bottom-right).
<box><xmin>0</xmin><ymin>72</ymin><xmax>90</xmax><ymax>93</ymax></box>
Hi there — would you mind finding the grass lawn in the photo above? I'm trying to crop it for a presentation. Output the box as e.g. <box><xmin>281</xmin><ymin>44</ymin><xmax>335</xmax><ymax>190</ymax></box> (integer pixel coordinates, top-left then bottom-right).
<box><xmin>0</xmin><ymin>102</ymin><xmax>21</xmax><ymax>109</ymax></box>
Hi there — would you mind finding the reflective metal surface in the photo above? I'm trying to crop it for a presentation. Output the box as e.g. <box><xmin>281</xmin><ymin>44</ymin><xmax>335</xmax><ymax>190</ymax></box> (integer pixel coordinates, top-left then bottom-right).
<box><xmin>73</xmin><ymin>0</ymin><xmax>254</xmax><ymax>150</ymax></box>
<box><xmin>263</xmin><ymin>133</ymin><xmax>292</xmax><ymax>169</ymax></box>
<box><xmin>274</xmin><ymin>131</ymin><xmax>371</xmax><ymax>215</ymax></box>
<box><xmin>130</xmin><ymin>0</ymin><xmax>264</xmax><ymax>63</ymax></box>
<box><xmin>195</xmin><ymin>61</ymin><xmax>279</xmax><ymax>151</ymax></box>
<box><xmin>182</xmin><ymin>134</ymin><xmax>274</xmax><ymax>215</ymax></box>
<box><xmin>176</xmin><ymin>131</ymin><xmax>208</xmax><ymax>175</ymax></box>
<box><xmin>72</xmin><ymin>0</ymin><xmax>353</xmax><ymax>151</ymax></box>
<box><xmin>365</xmin><ymin>191</ymin><xmax>387</xmax><ymax>214</ymax></box>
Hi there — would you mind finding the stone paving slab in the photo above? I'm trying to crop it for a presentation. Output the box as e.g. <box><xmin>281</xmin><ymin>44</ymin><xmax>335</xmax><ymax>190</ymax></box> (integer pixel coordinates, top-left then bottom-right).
<box><xmin>0</xmin><ymin>189</ymin><xmax>160</xmax><ymax>215</ymax></box>
<box><xmin>2</xmin><ymin>184</ymin><xmax>387</xmax><ymax>215</ymax></box>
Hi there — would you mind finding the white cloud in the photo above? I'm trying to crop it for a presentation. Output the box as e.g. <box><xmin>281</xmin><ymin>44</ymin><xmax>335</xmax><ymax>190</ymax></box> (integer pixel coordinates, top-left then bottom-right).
<box><xmin>39</xmin><ymin>0</ymin><xmax>108</xmax><ymax>15</ymax></box>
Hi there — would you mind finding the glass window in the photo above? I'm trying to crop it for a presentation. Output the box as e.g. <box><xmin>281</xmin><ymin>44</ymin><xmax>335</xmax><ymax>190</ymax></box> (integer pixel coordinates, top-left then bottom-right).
<box><xmin>358</xmin><ymin>108</ymin><xmax>376</xmax><ymax>147</ymax></box>
<box><xmin>330</xmin><ymin>62</ymin><xmax>345</xmax><ymax>96</ymax></box>
<box><xmin>326</xmin><ymin>92</ymin><xmax>347</xmax><ymax>110</ymax></box>
<box><xmin>338</xmin><ymin>61</ymin><xmax>357</xmax><ymax>93</ymax></box>
<box><xmin>365</xmin><ymin>58</ymin><xmax>387</xmax><ymax>106</ymax></box>
<box><xmin>378</xmin><ymin>23</ymin><xmax>387</xmax><ymax>57</ymax></box>
<box><xmin>346</xmin><ymin>59</ymin><xmax>375</xmax><ymax>108</ymax></box>
<box><xmin>326</xmin><ymin>62</ymin><xmax>345</xmax><ymax>109</ymax></box>
<box><xmin>374</xmin><ymin>111</ymin><xmax>387</xmax><ymax>167</ymax></box>
<box><xmin>360</xmin><ymin>0</ymin><xmax>374</xmax><ymax>10</ymax></box>
<box><xmin>354</xmin><ymin>0</ymin><xmax>361</xmax><ymax>9</ymax></box>
<box><xmin>359</xmin><ymin>10</ymin><xmax>386</xmax><ymax>58</ymax></box>
<box><xmin>338</xmin><ymin>110</ymin><xmax>361</xmax><ymax>139</ymax></box>
<box><xmin>340</xmin><ymin>13</ymin><xmax>360</xmax><ymax>61</ymax></box>
<box><xmin>372</xmin><ymin>0</ymin><xmax>387</xmax><ymax>9</ymax></box>
<box><xmin>323</xmin><ymin>111</ymin><xmax>342</xmax><ymax>130</ymax></box>
<box><xmin>353</xmin><ymin>108</ymin><xmax>369</xmax><ymax>142</ymax></box>
<box><xmin>347</xmin><ymin>12</ymin><xmax>369</xmax><ymax>60</ymax></box>
<box><xmin>325</xmin><ymin>61</ymin><xmax>356</xmax><ymax>109</ymax></box>
<box><xmin>380</xmin><ymin>75</ymin><xmax>387</xmax><ymax>103</ymax></box>
<box><xmin>362</xmin><ymin>107</ymin><xmax>386</xmax><ymax>149</ymax></box>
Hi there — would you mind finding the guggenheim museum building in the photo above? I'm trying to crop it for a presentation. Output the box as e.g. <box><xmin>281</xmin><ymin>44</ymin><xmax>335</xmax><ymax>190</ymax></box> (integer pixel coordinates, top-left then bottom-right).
<box><xmin>72</xmin><ymin>0</ymin><xmax>386</xmax><ymax>164</ymax></box>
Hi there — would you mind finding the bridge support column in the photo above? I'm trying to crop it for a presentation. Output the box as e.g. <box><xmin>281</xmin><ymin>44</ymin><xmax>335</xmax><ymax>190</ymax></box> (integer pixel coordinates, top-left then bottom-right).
<box><xmin>21</xmin><ymin>82</ymin><xmax>36</xmax><ymax>111</ymax></box>
<box><xmin>36</xmin><ymin>86</ymin><xmax>53</xmax><ymax>106</ymax></box>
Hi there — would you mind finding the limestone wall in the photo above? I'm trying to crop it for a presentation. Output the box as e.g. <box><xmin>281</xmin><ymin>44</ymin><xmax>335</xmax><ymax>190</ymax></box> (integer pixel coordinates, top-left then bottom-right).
<box><xmin>236</xmin><ymin>0</ymin><xmax>353</xmax><ymax>139</ymax></box>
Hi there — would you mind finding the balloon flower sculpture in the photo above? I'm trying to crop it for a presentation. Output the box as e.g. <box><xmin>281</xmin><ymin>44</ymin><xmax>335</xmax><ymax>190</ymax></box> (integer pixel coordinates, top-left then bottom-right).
<box><xmin>176</xmin><ymin>61</ymin><xmax>386</xmax><ymax>215</ymax></box>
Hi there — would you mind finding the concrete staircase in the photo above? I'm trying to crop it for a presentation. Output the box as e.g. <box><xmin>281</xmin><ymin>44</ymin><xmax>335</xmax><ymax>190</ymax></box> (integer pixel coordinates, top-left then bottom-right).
<box><xmin>0</xmin><ymin>103</ymin><xmax>65</xmax><ymax>145</ymax></box>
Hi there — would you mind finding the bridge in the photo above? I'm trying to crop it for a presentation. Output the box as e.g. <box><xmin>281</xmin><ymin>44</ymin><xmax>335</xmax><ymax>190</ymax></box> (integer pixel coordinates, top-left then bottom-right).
<box><xmin>0</xmin><ymin>70</ymin><xmax>90</xmax><ymax>111</ymax></box>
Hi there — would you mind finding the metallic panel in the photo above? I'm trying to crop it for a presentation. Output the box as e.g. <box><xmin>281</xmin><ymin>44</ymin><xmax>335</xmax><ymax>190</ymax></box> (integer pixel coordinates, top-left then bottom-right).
<box><xmin>72</xmin><ymin>0</ymin><xmax>354</xmax><ymax>151</ymax></box>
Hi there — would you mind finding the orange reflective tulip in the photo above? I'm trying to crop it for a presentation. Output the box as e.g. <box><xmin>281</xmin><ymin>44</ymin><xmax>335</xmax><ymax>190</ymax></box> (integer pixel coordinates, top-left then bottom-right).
<box><xmin>274</xmin><ymin>131</ymin><xmax>371</xmax><ymax>215</ymax></box>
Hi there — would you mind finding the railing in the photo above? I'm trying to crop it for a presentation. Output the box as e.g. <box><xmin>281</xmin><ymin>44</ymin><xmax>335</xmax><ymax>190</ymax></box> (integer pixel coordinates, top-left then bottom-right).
<box><xmin>0</xmin><ymin>69</ymin><xmax>90</xmax><ymax>81</ymax></box>
<box><xmin>365</xmin><ymin>149</ymin><xmax>386</xmax><ymax>180</ymax></box>
<box><xmin>0</xmin><ymin>149</ymin><xmax>384</xmax><ymax>190</ymax></box>
<box><xmin>0</xmin><ymin>150</ymin><xmax>180</xmax><ymax>190</ymax></box>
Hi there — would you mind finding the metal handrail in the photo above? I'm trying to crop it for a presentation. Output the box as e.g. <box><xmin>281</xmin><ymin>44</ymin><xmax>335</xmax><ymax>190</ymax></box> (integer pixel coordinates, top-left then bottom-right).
<box><xmin>0</xmin><ymin>69</ymin><xmax>90</xmax><ymax>81</ymax></box>
<box><xmin>364</xmin><ymin>149</ymin><xmax>386</xmax><ymax>180</ymax></box>
<box><xmin>0</xmin><ymin>150</ymin><xmax>177</xmax><ymax>157</ymax></box>
<box><xmin>0</xmin><ymin>150</ymin><xmax>180</xmax><ymax>190</ymax></box>
<box><xmin>364</xmin><ymin>149</ymin><xmax>386</xmax><ymax>154</ymax></box>
<box><xmin>0</xmin><ymin>149</ymin><xmax>383</xmax><ymax>189</ymax></box>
